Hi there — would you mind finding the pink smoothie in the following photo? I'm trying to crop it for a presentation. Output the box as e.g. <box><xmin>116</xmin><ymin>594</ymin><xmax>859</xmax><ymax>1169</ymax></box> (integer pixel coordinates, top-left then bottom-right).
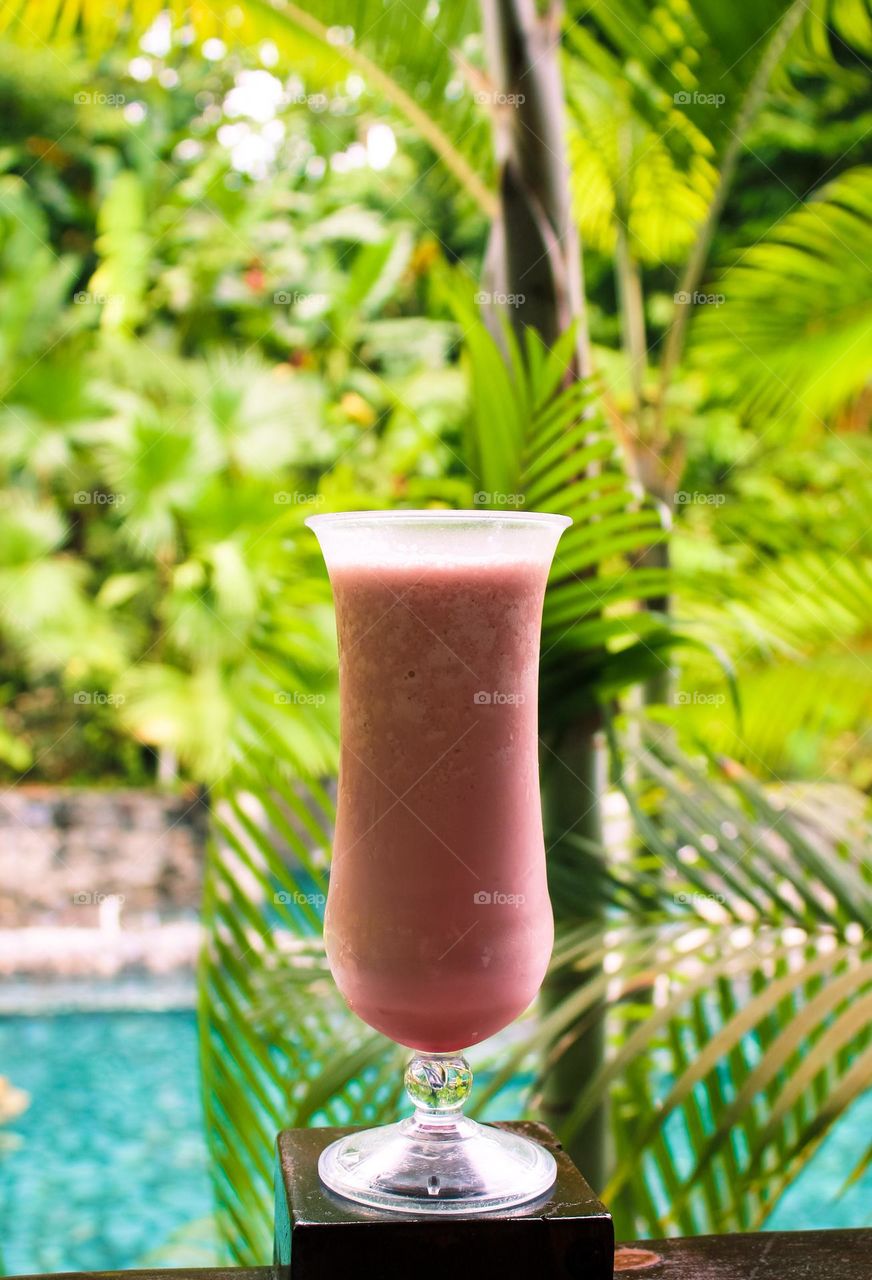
<box><xmin>324</xmin><ymin>556</ymin><xmax>554</xmax><ymax>1051</ymax></box>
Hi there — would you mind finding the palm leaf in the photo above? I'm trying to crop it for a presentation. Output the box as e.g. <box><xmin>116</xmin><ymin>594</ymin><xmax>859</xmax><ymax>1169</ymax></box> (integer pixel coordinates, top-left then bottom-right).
<box><xmin>494</xmin><ymin>724</ymin><xmax>872</xmax><ymax>1237</ymax></box>
<box><xmin>200</xmin><ymin>767</ymin><xmax>405</xmax><ymax>1261</ymax></box>
<box><xmin>568</xmin><ymin>0</ymin><xmax>858</xmax><ymax>154</ymax></box>
<box><xmin>450</xmin><ymin>287</ymin><xmax>673</xmax><ymax>727</ymax></box>
<box><xmin>692</xmin><ymin>167</ymin><xmax>872</xmax><ymax>424</ymax></box>
<box><xmin>674</xmin><ymin>654</ymin><xmax>872</xmax><ymax>783</ymax></box>
<box><xmin>671</xmin><ymin>517</ymin><xmax>872</xmax><ymax>781</ymax></box>
<box><xmin>564</xmin><ymin>61</ymin><xmax>717</xmax><ymax>267</ymax></box>
<box><xmin>199</xmin><ymin>634</ymin><xmax>872</xmax><ymax>1252</ymax></box>
<box><xmin>564</xmin><ymin>0</ymin><xmax>867</xmax><ymax>410</ymax></box>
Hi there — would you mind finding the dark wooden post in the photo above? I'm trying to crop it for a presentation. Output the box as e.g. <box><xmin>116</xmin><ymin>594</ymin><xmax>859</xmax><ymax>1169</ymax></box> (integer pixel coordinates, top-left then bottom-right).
<box><xmin>273</xmin><ymin>1122</ymin><xmax>613</xmax><ymax>1280</ymax></box>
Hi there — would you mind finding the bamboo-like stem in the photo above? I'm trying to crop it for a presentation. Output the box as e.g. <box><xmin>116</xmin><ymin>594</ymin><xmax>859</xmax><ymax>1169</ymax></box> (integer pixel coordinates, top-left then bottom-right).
<box><xmin>655</xmin><ymin>0</ymin><xmax>808</xmax><ymax>431</ymax></box>
<box><xmin>615</xmin><ymin>224</ymin><xmax>647</xmax><ymax>414</ymax></box>
<box><xmin>640</xmin><ymin>0</ymin><xmax>806</xmax><ymax>711</ymax></box>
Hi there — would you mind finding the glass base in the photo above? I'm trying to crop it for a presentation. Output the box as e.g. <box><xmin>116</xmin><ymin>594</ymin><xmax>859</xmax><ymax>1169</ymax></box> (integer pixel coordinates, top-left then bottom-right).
<box><xmin>318</xmin><ymin>1113</ymin><xmax>557</xmax><ymax>1214</ymax></box>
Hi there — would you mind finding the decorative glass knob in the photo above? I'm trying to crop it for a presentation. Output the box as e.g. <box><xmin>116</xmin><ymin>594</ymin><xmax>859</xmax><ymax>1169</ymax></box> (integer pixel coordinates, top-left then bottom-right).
<box><xmin>404</xmin><ymin>1053</ymin><xmax>473</xmax><ymax>1114</ymax></box>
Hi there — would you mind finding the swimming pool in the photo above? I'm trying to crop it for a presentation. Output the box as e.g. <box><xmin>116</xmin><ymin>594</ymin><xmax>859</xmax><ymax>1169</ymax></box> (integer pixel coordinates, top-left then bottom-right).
<box><xmin>0</xmin><ymin>1008</ymin><xmax>214</xmax><ymax>1275</ymax></box>
<box><xmin>1</xmin><ymin>1007</ymin><xmax>869</xmax><ymax>1272</ymax></box>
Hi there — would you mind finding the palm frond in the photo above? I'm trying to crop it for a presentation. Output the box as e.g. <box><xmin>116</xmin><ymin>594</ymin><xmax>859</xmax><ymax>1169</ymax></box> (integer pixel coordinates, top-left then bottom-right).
<box><xmin>567</xmin><ymin>0</ymin><xmax>859</xmax><ymax>155</ymax></box>
<box><xmin>674</xmin><ymin>653</ymin><xmax>872</xmax><ymax>784</ymax></box>
<box><xmin>483</xmin><ymin>724</ymin><xmax>872</xmax><ymax>1237</ymax></box>
<box><xmin>452</xmin><ymin>291</ymin><xmax>673</xmax><ymax>726</ymax></box>
<box><xmin>200</xmin><ymin>768</ymin><xmax>404</xmax><ymax>1261</ymax></box>
<box><xmin>799</xmin><ymin>0</ymin><xmax>872</xmax><ymax>64</ymax></box>
<box><xmin>692</xmin><ymin>167</ymin><xmax>872</xmax><ymax>424</ymax></box>
<box><xmin>564</xmin><ymin>62</ymin><xmax>717</xmax><ymax>267</ymax></box>
<box><xmin>670</xmin><ymin>511</ymin><xmax>872</xmax><ymax>781</ymax></box>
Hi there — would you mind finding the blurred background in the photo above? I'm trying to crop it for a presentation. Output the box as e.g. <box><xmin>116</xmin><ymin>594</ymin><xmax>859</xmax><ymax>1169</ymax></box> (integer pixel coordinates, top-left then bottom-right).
<box><xmin>0</xmin><ymin>1</ymin><xmax>869</xmax><ymax>1273</ymax></box>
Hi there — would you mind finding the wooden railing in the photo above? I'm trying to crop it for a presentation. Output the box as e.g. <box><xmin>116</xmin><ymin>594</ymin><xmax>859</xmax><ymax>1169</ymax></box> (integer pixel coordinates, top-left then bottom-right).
<box><xmin>10</xmin><ymin>1231</ymin><xmax>871</xmax><ymax>1280</ymax></box>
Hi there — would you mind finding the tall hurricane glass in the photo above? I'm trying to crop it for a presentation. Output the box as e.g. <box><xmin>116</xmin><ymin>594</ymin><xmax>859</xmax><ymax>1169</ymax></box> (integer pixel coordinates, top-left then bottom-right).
<box><xmin>306</xmin><ymin>510</ymin><xmax>571</xmax><ymax>1213</ymax></box>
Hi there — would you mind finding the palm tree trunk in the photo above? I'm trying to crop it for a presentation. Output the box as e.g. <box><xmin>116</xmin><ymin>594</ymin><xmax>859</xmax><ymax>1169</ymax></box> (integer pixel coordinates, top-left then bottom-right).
<box><xmin>481</xmin><ymin>0</ymin><xmax>607</xmax><ymax>1186</ymax></box>
<box><xmin>614</xmin><ymin>179</ymin><xmax>674</xmax><ymax>711</ymax></box>
<box><xmin>614</xmin><ymin>225</ymin><xmax>646</xmax><ymax>417</ymax></box>
<box><xmin>481</xmin><ymin>0</ymin><xmax>589</xmax><ymax>371</ymax></box>
<box><xmin>539</xmin><ymin>719</ymin><xmax>609</xmax><ymax>1189</ymax></box>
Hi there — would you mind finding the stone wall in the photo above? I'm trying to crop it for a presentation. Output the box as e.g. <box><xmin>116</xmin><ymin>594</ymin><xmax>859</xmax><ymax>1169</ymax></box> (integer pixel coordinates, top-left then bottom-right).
<box><xmin>0</xmin><ymin>786</ymin><xmax>208</xmax><ymax>928</ymax></box>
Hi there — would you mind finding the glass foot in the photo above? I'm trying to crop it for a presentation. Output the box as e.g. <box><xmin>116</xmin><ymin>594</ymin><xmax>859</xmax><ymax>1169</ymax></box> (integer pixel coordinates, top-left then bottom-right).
<box><xmin>317</xmin><ymin>1053</ymin><xmax>557</xmax><ymax>1214</ymax></box>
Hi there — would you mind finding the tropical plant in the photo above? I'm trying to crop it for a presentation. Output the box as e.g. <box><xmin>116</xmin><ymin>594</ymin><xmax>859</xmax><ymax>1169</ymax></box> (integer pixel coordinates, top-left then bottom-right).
<box><xmin>0</xmin><ymin>46</ymin><xmax>469</xmax><ymax>782</ymax></box>
<box><xmin>478</xmin><ymin>720</ymin><xmax>872</xmax><ymax>1237</ymax></box>
<box><xmin>692</xmin><ymin>167</ymin><xmax>872</xmax><ymax>426</ymax></box>
<box><xmin>560</xmin><ymin>0</ymin><xmax>872</xmax><ymax>744</ymax></box>
<box><xmin>198</xmin><ymin>300</ymin><xmax>870</xmax><ymax>1257</ymax></box>
<box><xmin>565</xmin><ymin>0</ymin><xmax>871</xmax><ymax>470</ymax></box>
<box><xmin>202</xmin><ymin>703</ymin><xmax>872</xmax><ymax>1254</ymax></box>
<box><xmin>1</xmin><ymin>0</ymin><xmax>869</xmax><ymax>1263</ymax></box>
<box><xmin>670</xmin><ymin>533</ymin><xmax>872</xmax><ymax>788</ymax></box>
<box><xmin>668</xmin><ymin>410</ymin><xmax>872</xmax><ymax>788</ymax></box>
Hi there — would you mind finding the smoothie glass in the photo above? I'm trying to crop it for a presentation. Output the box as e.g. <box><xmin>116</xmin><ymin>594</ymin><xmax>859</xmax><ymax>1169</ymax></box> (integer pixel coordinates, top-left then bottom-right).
<box><xmin>306</xmin><ymin>510</ymin><xmax>570</xmax><ymax>1213</ymax></box>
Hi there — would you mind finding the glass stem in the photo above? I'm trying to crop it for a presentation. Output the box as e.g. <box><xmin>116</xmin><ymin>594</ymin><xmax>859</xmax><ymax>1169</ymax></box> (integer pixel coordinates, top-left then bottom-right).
<box><xmin>404</xmin><ymin>1052</ymin><xmax>473</xmax><ymax>1131</ymax></box>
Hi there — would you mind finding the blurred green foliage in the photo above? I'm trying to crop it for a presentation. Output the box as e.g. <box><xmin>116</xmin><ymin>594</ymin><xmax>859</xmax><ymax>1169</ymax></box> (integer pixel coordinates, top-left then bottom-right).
<box><xmin>0</xmin><ymin>18</ymin><xmax>870</xmax><ymax>790</ymax></box>
<box><xmin>0</xmin><ymin>40</ymin><xmax>477</xmax><ymax>782</ymax></box>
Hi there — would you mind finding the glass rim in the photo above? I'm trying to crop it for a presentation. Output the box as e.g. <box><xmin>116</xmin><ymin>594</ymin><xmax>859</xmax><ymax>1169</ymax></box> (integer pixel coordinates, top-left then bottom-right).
<box><xmin>305</xmin><ymin>508</ymin><xmax>572</xmax><ymax>531</ymax></box>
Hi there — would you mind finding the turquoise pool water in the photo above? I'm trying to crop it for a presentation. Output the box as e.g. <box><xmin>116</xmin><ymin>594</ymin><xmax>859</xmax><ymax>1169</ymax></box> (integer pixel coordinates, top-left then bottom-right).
<box><xmin>0</xmin><ymin>1009</ymin><xmax>213</xmax><ymax>1275</ymax></box>
<box><xmin>0</xmin><ymin>1009</ymin><xmax>869</xmax><ymax>1272</ymax></box>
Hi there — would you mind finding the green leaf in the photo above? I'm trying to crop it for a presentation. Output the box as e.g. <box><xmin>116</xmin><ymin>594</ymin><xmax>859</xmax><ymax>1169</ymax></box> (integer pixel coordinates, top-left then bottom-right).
<box><xmin>693</xmin><ymin>167</ymin><xmax>872</xmax><ymax>423</ymax></box>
